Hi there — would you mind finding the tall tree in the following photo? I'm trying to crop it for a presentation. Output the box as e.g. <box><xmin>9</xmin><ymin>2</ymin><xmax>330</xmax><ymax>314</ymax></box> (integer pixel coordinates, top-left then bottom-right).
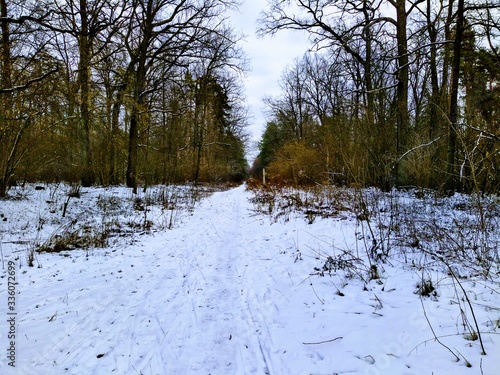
<box><xmin>0</xmin><ymin>1</ymin><xmax>57</xmax><ymax>196</ymax></box>
<box><xmin>445</xmin><ymin>0</ymin><xmax>465</xmax><ymax>192</ymax></box>
<box><xmin>123</xmin><ymin>0</ymin><xmax>238</xmax><ymax>192</ymax></box>
<box><xmin>259</xmin><ymin>0</ymin><xmax>380</xmax><ymax>121</ymax></box>
<box><xmin>48</xmin><ymin>0</ymin><xmax>126</xmax><ymax>185</ymax></box>
<box><xmin>393</xmin><ymin>0</ymin><xmax>411</xmax><ymax>185</ymax></box>
<box><xmin>0</xmin><ymin>0</ymin><xmax>15</xmax><ymax>196</ymax></box>
<box><xmin>258</xmin><ymin>0</ymin><xmax>420</xmax><ymax>187</ymax></box>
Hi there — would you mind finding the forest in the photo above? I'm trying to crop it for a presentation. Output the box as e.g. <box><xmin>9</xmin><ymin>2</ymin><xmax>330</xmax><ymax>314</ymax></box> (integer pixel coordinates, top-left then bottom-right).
<box><xmin>0</xmin><ymin>0</ymin><xmax>248</xmax><ymax>197</ymax></box>
<box><xmin>2</xmin><ymin>2</ymin><xmax>500</xmax><ymax>373</ymax></box>
<box><xmin>1</xmin><ymin>0</ymin><xmax>499</xmax><ymax>197</ymax></box>
<box><xmin>253</xmin><ymin>0</ymin><xmax>500</xmax><ymax>194</ymax></box>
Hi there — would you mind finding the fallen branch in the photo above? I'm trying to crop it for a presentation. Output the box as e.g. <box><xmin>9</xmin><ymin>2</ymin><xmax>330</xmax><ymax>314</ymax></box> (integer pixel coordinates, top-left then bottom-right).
<box><xmin>303</xmin><ymin>336</ymin><xmax>342</xmax><ymax>345</ymax></box>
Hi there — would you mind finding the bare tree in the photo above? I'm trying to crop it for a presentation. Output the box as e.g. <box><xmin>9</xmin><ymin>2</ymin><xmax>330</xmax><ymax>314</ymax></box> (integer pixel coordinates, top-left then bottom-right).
<box><xmin>121</xmin><ymin>0</ymin><xmax>239</xmax><ymax>192</ymax></box>
<box><xmin>46</xmin><ymin>0</ymin><xmax>127</xmax><ymax>185</ymax></box>
<box><xmin>0</xmin><ymin>0</ymin><xmax>57</xmax><ymax>196</ymax></box>
<box><xmin>258</xmin><ymin>1</ymin><xmax>381</xmax><ymax>122</ymax></box>
<box><xmin>258</xmin><ymin>0</ymin><xmax>419</xmax><ymax>187</ymax></box>
<box><xmin>264</xmin><ymin>59</ymin><xmax>314</xmax><ymax>141</ymax></box>
<box><xmin>185</xmin><ymin>24</ymin><xmax>247</xmax><ymax>183</ymax></box>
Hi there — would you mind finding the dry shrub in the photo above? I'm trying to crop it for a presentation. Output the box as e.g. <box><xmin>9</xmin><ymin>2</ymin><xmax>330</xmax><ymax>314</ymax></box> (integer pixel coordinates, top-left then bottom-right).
<box><xmin>403</xmin><ymin>134</ymin><xmax>435</xmax><ymax>188</ymax></box>
<box><xmin>245</xmin><ymin>177</ymin><xmax>263</xmax><ymax>190</ymax></box>
<box><xmin>267</xmin><ymin>141</ymin><xmax>325</xmax><ymax>185</ymax></box>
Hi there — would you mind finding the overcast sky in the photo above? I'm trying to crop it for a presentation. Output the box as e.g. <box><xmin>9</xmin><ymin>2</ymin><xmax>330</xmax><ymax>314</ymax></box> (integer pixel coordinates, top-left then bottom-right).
<box><xmin>228</xmin><ymin>0</ymin><xmax>310</xmax><ymax>160</ymax></box>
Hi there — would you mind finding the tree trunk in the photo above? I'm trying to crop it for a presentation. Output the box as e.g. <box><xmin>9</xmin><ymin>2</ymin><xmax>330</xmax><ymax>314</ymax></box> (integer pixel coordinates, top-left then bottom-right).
<box><xmin>127</xmin><ymin>100</ymin><xmax>140</xmax><ymax>193</ymax></box>
<box><xmin>0</xmin><ymin>0</ymin><xmax>13</xmax><ymax>197</ymax></box>
<box><xmin>78</xmin><ymin>0</ymin><xmax>94</xmax><ymax>186</ymax></box>
<box><xmin>127</xmin><ymin>57</ymin><xmax>147</xmax><ymax>193</ymax></box>
<box><xmin>446</xmin><ymin>0</ymin><xmax>465</xmax><ymax>193</ymax></box>
<box><xmin>361</xmin><ymin>2</ymin><xmax>374</xmax><ymax>127</ymax></box>
<box><xmin>426</xmin><ymin>0</ymin><xmax>444</xmax><ymax>188</ymax></box>
<box><xmin>426</xmin><ymin>0</ymin><xmax>440</xmax><ymax>141</ymax></box>
<box><xmin>0</xmin><ymin>0</ymin><xmax>12</xmax><ymax>90</ymax></box>
<box><xmin>193</xmin><ymin>80</ymin><xmax>204</xmax><ymax>184</ymax></box>
<box><xmin>109</xmin><ymin>88</ymin><xmax>124</xmax><ymax>185</ymax></box>
<box><xmin>442</xmin><ymin>0</ymin><xmax>455</xmax><ymax>98</ymax></box>
<box><xmin>394</xmin><ymin>0</ymin><xmax>410</xmax><ymax>187</ymax></box>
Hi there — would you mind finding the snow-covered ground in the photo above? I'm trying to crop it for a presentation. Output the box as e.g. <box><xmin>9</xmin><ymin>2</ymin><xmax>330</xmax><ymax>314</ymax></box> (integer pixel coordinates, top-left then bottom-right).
<box><xmin>1</xmin><ymin>183</ymin><xmax>499</xmax><ymax>374</ymax></box>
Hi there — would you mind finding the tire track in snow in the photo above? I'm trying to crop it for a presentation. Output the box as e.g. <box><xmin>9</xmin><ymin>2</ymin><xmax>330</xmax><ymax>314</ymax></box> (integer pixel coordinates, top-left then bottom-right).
<box><xmin>22</xmin><ymin>245</ymin><xmax>187</xmax><ymax>374</ymax></box>
<box><xmin>226</xmin><ymin>190</ymin><xmax>273</xmax><ymax>375</ymax></box>
<box><xmin>18</xmin><ymin>185</ymin><xmax>277</xmax><ymax>374</ymax></box>
<box><xmin>164</xmin><ymin>185</ymin><xmax>271</xmax><ymax>374</ymax></box>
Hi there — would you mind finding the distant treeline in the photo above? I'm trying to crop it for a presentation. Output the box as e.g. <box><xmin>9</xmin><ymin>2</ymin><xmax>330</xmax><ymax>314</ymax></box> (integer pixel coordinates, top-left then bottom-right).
<box><xmin>0</xmin><ymin>0</ymin><xmax>248</xmax><ymax>196</ymax></box>
<box><xmin>251</xmin><ymin>0</ymin><xmax>500</xmax><ymax>194</ymax></box>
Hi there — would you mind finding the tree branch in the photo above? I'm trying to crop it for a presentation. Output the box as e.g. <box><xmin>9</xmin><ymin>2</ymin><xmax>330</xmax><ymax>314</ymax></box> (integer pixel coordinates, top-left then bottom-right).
<box><xmin>0</xmin><ymin>11</ymin><xmax>51</xmax><ymax>25</ymax></box>
<box><xmin>394</xmin><ymin>135</ymin><xmax>445</xmax><ymax>166</ymax></box>
<box><xmin>0</xmin><ymin>67</ymin><xmax>59</xmax><ymax>94</ymax></box>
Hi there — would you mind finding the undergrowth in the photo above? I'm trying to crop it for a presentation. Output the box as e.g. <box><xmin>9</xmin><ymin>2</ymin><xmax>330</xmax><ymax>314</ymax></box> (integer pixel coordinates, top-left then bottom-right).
<box><xmin>247</xmin><ymin>182</ymin><xmax>500</xmax><ymax>361</ymax></box>
<box><xmin>0</xmin><ymin>183</ymin><xmax>224</xmax><ymax>264</ymax></box>
<box><xmin>248</xmin><ymin>183</ymin><xmax>499</xmax><ymax>277</ymax></box>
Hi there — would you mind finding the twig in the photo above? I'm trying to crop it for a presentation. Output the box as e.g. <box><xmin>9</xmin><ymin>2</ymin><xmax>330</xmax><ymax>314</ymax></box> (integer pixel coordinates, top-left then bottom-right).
<box><xmin>275</xmin><ymin>289</ymin><xmax>290</xmax><ymax>302</ymax></box>
<box><xmin>456</xmin><ymin>349</ymin><xmax>472</xmax><ymax>367</ymax></box>
<box><xmin>0</xmin><ymin>68</ymin><xmax>59</xmax><ymax>94</ymax></box>
<box><xmin>303</xmin><ymin>337</ymin><xmax>342</xmax><ymax>345</ymax></box>
<box><xmin>445</xmin><ymin>262</ymin><xmax>487</xmax><ymax>355</ymax></box>
<box><xmin>409</xmin><ymin>332</ymin><xmax>500</xmax><ymax>355</ymax></box>
<box><xmin>309</xmin><ymin>279</ymin><xmax>324</xmax><ymax>305</ymax></box>
<box><xmin>394</xmin><ymin>135</ymin><xmax>444</xmax><ymax>166</ymax></box>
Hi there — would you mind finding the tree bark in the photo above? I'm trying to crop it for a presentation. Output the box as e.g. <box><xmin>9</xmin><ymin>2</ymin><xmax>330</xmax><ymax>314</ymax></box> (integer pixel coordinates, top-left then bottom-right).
<box><xmin>426</xmin><ymin>0</ymin><xmax>441</xmax><ymax>140</ymax></box>
<box><xmin>361</xmin><ymin>1</ymin><xmax>374</xmax><ymax>127</ymax></box>
<box><xmin>126</xmin><ymin>40</ymin><xmax>149</xmax><ymax>193</ymax></box>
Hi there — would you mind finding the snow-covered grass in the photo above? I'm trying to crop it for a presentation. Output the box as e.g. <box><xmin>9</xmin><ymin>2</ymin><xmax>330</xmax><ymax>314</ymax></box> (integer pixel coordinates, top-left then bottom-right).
<box><xmin>2</xmin><ymin>183</ymin><xmax>216</xmax><ymax>266</ymax></box>
<box><xmin>1</xmin><ymin>183</ymin><xmax>499</xmax><ymax>374</ymax></box>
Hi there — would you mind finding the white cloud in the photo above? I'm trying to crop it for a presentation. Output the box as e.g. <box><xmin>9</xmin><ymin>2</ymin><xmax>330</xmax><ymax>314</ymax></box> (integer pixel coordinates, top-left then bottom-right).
<box><xmin>228</xmin><ymin>0</ymin><xmax>310</xmax><ymax>158</ymax></box>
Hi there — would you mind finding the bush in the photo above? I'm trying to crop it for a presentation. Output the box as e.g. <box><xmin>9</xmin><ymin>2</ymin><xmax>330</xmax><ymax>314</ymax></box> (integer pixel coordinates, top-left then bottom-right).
<box><xmin>267</xmin><ymin>141</ymin><xmax>325</xmax><ymax>185</ymax></box>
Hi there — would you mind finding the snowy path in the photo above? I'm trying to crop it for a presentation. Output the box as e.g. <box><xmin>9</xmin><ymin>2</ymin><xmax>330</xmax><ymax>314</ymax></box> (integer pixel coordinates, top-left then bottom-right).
<box><xmin>3</xmin><ymin>184</ymin><xmax>500</xmax><ymax>374</ymax></box>
<box><xmin>12</xmin><ymin>185</ymin><xmax>298</xmax><ymax>374</ymax></box>
<box><xmin>160</xmin><ymin>185</ymin><xmax>269</xmax><ymax>374</ymax></box>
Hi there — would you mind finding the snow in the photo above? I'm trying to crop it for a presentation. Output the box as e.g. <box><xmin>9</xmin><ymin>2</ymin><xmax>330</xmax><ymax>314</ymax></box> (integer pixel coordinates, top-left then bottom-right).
<box><xmin>1</xmin><ymin>184</ymin><xmax>499</xmax><ymax>374</ymax></box>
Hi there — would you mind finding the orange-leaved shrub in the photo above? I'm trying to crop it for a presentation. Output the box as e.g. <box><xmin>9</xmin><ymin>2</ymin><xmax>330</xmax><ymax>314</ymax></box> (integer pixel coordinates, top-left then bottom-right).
<box><xmin>267</xmin><ymin>141</ymin><xmax>325</xmax><ymax>185</ymax></box>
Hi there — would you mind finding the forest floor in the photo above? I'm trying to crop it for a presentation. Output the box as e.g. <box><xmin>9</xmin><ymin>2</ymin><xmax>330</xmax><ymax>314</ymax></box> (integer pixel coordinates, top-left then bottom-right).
<box><xmin>1</xmin><ymin>183</ymin><xmax>499</xmax><ymax>374</ymax></box>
